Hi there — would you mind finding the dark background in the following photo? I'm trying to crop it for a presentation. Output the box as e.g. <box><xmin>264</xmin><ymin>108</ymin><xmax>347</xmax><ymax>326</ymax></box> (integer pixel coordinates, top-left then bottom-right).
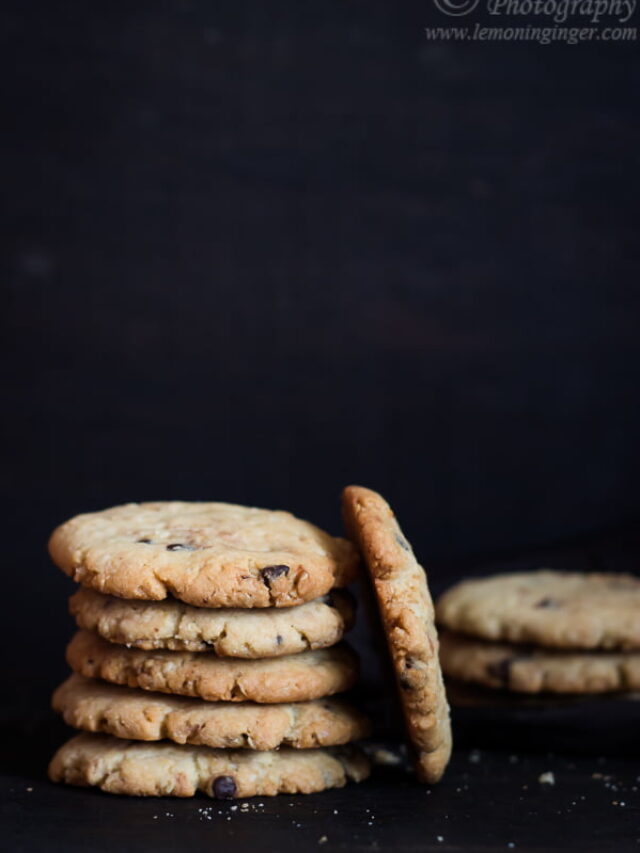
<box><xmin>2</xmin><ymin>4</ymin><xmax>640</xmax><ymax>849</ymax></box>
<box><xmin>4</xmin><ymin>0</ymin><xmax>640</xmax><ymax>662</ymax></box>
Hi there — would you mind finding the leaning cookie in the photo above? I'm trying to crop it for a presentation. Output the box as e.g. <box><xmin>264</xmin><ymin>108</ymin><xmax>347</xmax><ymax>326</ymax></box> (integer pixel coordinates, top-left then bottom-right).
<box><xmin>342</xmin><ymin>485</ymin><xmax>451</xmax><ymax>783</ymax></box>
<box><xmin>49</xmin><ymin>501</ymin><xmax>358</xmax><ymax>609</ymax></box>
<box><xmin>53</xmin><ymin>674</ymin><xmax>372</xmax><ymax>749</ymax></box>
<box><xmin>69</xmin><ymin>587</ymin><xmax>354</xmax><ymax>656</ymax></box>
<box><xmin>49</xmin><ymin>733</ymin><xmax>371</xmax><ymax>798</ymax></box>
<box><xmin>436</xmin><ymin>571</ymin><xmax>640</xmax><ymax>650</ymax></box>
<box><xmin>67</xmin><ymin>630</ymin><xmax>359</xmax><ymax>703</ymax></box>
<box><xmin>440</xmin><ymin>631</ymin><xmax>640</xmax><ymax>693</ymax></box>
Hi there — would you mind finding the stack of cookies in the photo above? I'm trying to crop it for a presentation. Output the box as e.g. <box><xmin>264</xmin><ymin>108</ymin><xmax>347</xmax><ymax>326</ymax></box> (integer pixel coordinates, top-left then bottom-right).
<box><xmin>47</xmin><ymin>501</ymin><xmax>372</xmax><ymax>799</ymax></box>
<box><xmin>436</xmin><ymin>570</ymin><xmax>640</xmax><ymax>697</ymax></box>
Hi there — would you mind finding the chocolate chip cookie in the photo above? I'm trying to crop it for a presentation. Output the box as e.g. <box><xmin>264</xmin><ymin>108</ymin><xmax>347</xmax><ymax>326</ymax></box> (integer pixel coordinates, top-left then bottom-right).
<box><xmin>342</xmin><ymin>485</ymin><xmax>451</xmax><ymax>783</ymax></box>
<box><xmin>67</xmin><ymin>630</ymin><xmax>359</xmax><ymax>703</ymax></box>
<box><xmin>50</xmin><ymin>501</ymin><xmax>358</xmax><ymax>608</ymax></box>
<box><xmin>70</xmin><ymin>587</ymin><xmax>354</xmax><ymax>656</ymax></box>
<box><xmin>49</xmin><ymin>733</ymin><xmax>371</xmax><ymax>798</ymax></box>
<box><xmin>53</xmin><ymin>674</ymin><xmax>371</xmax><ymax>749</ymax></box>
<box><xmin>440</xmin><ymin>631</ymin><xmax>640</xmax><ymax>693</ymax></box>
<box><xmin>436</xmin><ymin>571</ymin><xmax>640</xmax><ymax>650</ymax></box>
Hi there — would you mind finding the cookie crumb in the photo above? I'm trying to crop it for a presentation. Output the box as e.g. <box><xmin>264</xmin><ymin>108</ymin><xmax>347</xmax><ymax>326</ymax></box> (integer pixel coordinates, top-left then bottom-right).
<box><xmin>318</xmin><ymin>838</ymin><xmax>328</xmax><ymax>845</ymax></box>
<box><xmin>538</xmin><ymin>772</ymin><xmax>555</xmax><ymax>785</ymax></box>
<box><xmin>370</xmin><ymin>747</ymin><xmax>403</xmax><ymax>767</ymax></box>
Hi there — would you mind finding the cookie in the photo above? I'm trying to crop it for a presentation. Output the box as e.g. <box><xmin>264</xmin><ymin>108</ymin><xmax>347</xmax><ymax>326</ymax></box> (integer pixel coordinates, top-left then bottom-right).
<box><xmin>67</xmin><ymin>630</ymin><xmax>359</xmax><ymax>703</ymax></box>
<box><xmin>53</xmin><ymin>674</ymin><xmax>372</xmax><ymax>749</ymax></box>
<box><xmin>442</xmin><ymin>679</ymin><xmax>589</xmax><ymax>709</ymax></box>
<box><xmin>342</xmin><ymin>485</ymin><xmax>451</xmax><ymax>783</ymax></box>
<box><xmin>69</xmin><ymin>587</ymin><xmax>354</xmax><ymax>656</ymax></box>
<box><xmin>440</xmin><ymin>631</ymin><xmax>640</xmax><ymax>693</ymax></box>
<box><xmin>49</xmin><ymin>501</ymin><xmax>358</xmax><ymax>608</ymax></box>
<box><xmin>436</xmin><ymin>570</ymin><xmax>640</xmax><ymax>650</ymax></box>
<box><xmin>49</xmin><ymin>733</ymin><xmax>371</xmax><ymax>798</ymax></box>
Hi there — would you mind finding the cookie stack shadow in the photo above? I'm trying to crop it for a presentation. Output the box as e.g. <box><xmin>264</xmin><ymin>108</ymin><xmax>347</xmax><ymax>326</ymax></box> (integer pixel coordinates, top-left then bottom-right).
<box><xmin>47</xmin><ymin>502</ymin><xmax>372</xmax><ymax>799</ymax></box>
<box><xmin>436</xmin><ymin>570</ymin><xmax>640</xmax><ymax>703</ymax></box>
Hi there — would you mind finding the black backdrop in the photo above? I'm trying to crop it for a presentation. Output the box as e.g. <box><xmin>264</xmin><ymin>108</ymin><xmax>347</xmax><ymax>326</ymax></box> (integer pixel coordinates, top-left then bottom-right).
<box><xmin>2</xmin><ymin>2</ymin><xmax>639</xmax><ymax>687</ymax></box>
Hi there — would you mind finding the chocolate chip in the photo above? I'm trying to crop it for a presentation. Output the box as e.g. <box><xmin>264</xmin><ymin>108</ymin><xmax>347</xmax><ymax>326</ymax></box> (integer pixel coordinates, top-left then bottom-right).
<box><xmin>487</xmin><ymin>654</ymin><xmax>530</xmax><ymax>688</ymax></box>
<box><xmin>166</xmin><ymin>543</ymin><xmax>196</xmax><ymax>551</ymax></box>
<box><xmin>276</xmin><ymin>634</ymin><xmax>283</xmax><ymax>646</ymax></box>
<box><xmin>212</xmin><ymin>775</ymin><xmax>237</xmax><ymax>799</ymax></box>
<box><xmin>486</xmin><ymin>658</ymin><xmax>513</xmax><ymax>687</ymax></box>
<box><xmin>136</xmin><ymin>538</ymin><xmax>152</xmax><ymax>544</ymax></box>
<box><xmin>396</xmin><ymin>534</ymin><xmax>410</xmax><ymax>551</ymax></box>
<box><xmin>260</xmin><ymin>565</ymin><xmax>290</xmax><ymax>585</ymax></box>
<box><xmin>400</xmin><ymin>658</ymin><xmax>417</xmax><ymax>687</ymax></box>
<box><xmin>535</xmin><ymin>597</ymin><xmax>559</xmax><ymax>609</ymax></box>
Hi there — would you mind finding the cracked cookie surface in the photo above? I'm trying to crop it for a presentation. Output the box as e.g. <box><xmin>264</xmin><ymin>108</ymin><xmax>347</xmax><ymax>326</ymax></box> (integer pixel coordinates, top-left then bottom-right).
<box><xmin>436</xmin><ymin>571</ymin><xmax>640</xmax><ymax>650</ymax></box>
<box><xmin>49</xmin><ymin>733</ymin><xmax>371</xmax><ymax>797</ymax></box>
<box><xmin>49</xmin><ymin>501</ymin><xmax>358</xmax><ymax>608</ymax></box>
<box><xmin>69</xmin><ymin>587</ymin><xmax>354</xmax><ymax>655</ymax></box>
<box><xmin>67</xmin><ymin>630</ymin><xmax>359</xmax><ymax>703</ymax></box>
<box><xmin>53</xmin><ymin>674</ymin><xmax>371</xmax><ymax>749</ymax></box>
<box><xmin>342</xmin><ymin>485</ymin><xmax>451</xmax><ymax>784</ymax></box>
<box><xmin>440</xmin><ymin>631</ymin><xmax>640</xmax><ymax>693</ymax></box>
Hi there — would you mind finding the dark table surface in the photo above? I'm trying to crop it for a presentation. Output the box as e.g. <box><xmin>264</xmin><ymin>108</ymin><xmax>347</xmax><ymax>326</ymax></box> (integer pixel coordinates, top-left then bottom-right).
<box><xmin>3</xmin><ymin>708</ymin><xmax>640</xmax><ymax>852</ymax></box>
<box><xmin>4</xmin><ymin>528</ymin><xmax>640</xmax><ymax>853</ymax></box>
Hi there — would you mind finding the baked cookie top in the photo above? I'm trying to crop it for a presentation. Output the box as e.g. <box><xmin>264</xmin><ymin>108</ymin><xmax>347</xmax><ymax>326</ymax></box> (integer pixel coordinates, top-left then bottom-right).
<box><xmin>69</xmin><ymin>587</ymin><xmax>354</xmax><ymax>656</ymax></box>
<box><xmin>53</xmin><ymin>674</ymin><xmax>371</xmax><ymax>750</ymax></box>
<box><xmin>436</xmin><ymin>570</ymin><xmax>640</xmax><ymax>650</ymax></box>
<box><xmin>342</xmin><ymin>485</ymin><xmax>451</xmax><ymax>784</ymax></box>
<box><xmin>49</xmin><ymin>501</ymin><xmax>358</xmax><ymax>608</ymax></box>
<box><xmin>440</xmin><ymin>631</ymin><xmax>640</xmax><ymax>694</ymax></box>
<box><xmin>49</xmin><ymin>733</ymin><xmax>371</xmax><ymax>798</ymax></box>
<box><xmin>66</xmin><ymin>629</ymin><xmax>359</xmax><ymax>704</ymax></box>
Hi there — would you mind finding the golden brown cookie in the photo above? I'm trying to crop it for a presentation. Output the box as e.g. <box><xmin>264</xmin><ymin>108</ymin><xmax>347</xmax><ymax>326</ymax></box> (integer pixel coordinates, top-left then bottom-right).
<box><xmin>49</xmin><ymin>733</ymin><xmax>371</xmax><ymax>798</ymax></box>
<box><xmin>49</xmin><ymin>501</ymin><xmax>358</xmax><ymax>608</ymax></box>
<box><xmin>342</xmin><ymin>485</ymin><xmax>451</xmax><ymax>783</ymax></box>
<box><xmin>440</xmin><ymin>630</ymin><xmax>640</xmax><ymax>693</ymax></box>
<box><xmin>67</xmin><ymin>630</ymin><xmax>359</xmax><ymax>703</ymax></box>
<box><xmin>69</xmin><ymin>587</ymin><xmax>354</xmax><ymax>655</ymax></box>
<box><xmin>53</xmin><ymin>674</ymin><xmax>371</xmax><ymax>749</ymax></box>
<box><xmin>436</xmin><ymin>570</ymin><xmax>640</xmax><ymax>650</ymax></box>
